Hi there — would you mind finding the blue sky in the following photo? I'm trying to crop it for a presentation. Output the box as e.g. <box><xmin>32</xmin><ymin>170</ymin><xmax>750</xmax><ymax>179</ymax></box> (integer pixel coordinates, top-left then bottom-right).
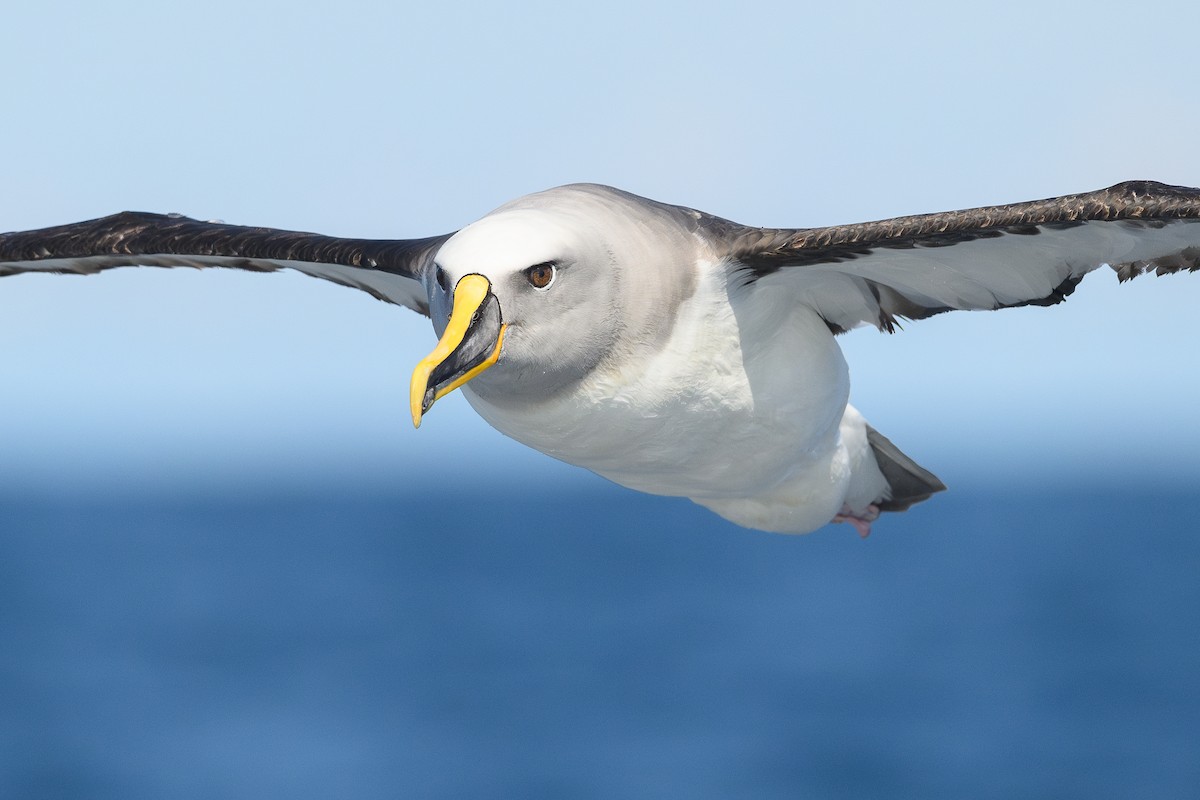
<box><xmin>2</xmin><ymin>1</ymin><xmax>1198</xmax><ymax>493</ymax></box>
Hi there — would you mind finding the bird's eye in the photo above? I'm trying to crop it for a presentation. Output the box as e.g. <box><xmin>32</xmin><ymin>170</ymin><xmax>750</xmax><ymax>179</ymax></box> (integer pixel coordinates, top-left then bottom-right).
<box><xmin>435</xmin><ymin>265</ymin><xmax>450</xmax><ymax>293</ymax></box>
<box><xmin>525</xmin><ymin>262</ymin><xmax>556</xmax><ymax>290</ymax></box>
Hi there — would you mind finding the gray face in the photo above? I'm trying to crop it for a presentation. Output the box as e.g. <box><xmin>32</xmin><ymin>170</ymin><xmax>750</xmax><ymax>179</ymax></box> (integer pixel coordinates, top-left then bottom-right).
<box><xmin>424</xmin><ymin>184</ymin><xmax>705</xmax><ymax>406</ymax></box>
<box><xmin>427</xmin><ymin>203</ymin><xmax>622</xmax><ymax>403</ymax></box>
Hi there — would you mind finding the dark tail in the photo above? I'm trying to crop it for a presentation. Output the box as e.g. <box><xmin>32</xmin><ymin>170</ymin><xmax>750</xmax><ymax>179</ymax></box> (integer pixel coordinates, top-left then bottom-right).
<box><xmin>866</xmin><ymin>426</ymin><xmax>947</xmax><ymax>512</ymax></box>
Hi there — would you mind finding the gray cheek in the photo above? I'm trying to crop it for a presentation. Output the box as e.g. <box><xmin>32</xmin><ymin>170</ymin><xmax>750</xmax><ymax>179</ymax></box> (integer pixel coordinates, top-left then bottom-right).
<box><xmin>473</xmin><ymin>321</ymin><xmax>608</xmax><ymax>406</ymax></box>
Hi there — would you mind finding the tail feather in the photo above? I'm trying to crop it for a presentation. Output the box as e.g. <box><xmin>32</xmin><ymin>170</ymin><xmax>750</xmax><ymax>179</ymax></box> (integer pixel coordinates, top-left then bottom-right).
<box><xmin>866</xmin><ymin>426</ymin><xmax>947</xmax><ymax>512</ymax></box>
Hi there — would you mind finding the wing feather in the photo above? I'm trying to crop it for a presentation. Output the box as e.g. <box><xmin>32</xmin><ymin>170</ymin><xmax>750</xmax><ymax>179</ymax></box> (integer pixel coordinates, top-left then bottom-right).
<box><xmin>0</xmin><ymin>211</ymin><xmax>450</xmax><ymax>315</ymax></box>
<box><xmin>725</xmin><ymin>181</ymin><xmax>1200</xmax><ymax>333</ymax></box>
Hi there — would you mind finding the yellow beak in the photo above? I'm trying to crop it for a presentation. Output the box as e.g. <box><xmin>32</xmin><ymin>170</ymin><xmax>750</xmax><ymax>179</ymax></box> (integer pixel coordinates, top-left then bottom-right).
<box><xmin>409</xmin><ymin>273</ymin><xmax>506</xmax><ymax>428</ymax></box>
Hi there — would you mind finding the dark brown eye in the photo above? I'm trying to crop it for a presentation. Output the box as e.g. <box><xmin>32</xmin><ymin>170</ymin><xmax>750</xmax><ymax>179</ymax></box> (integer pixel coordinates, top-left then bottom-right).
<box><xmin>524</xmin><ymin>262</ymin><xmax>556</xmax><ymax>290</ymax></box>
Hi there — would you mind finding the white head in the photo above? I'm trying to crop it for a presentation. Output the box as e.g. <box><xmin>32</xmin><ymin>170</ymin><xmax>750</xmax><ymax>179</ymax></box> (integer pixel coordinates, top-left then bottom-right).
<box><xmin>409</xmin><ymin>184</ymin><xmax>700</xmax><ymax>424</ymax></box>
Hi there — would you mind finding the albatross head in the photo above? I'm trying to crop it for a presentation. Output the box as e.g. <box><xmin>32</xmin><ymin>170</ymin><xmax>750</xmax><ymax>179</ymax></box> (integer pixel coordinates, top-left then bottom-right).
<box><xmin>408</xmin><ymin>189</ymin><xmax>629</xmax><ymax>426</ymax></box>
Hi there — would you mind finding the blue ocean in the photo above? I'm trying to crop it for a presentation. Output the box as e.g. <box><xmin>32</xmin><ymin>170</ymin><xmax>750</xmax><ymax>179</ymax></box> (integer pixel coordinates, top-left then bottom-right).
<box><xmin>2</xmin><ymin>479</ymin><xmax>1197</xmax><ymax>799</ymax></box>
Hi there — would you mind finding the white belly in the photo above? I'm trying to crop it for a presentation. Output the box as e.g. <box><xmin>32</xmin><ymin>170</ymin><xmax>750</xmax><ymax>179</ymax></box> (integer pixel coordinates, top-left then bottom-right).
<box><xmin>464</xmin><ymin>265</ymin><xmax>854</xmax><ymax>524</ymax></box>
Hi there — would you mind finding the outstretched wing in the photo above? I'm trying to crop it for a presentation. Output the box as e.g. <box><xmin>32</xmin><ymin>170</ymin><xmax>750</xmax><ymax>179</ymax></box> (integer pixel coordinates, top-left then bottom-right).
<box><xmin>725</xmin><ymin>181</ymin><xmax>1200</xmax><ymax>333</ymax></box>
<box><xmin>0</xmin><ymin>211</ymin><xmax>452</xmax><ymax>315</ymax></box>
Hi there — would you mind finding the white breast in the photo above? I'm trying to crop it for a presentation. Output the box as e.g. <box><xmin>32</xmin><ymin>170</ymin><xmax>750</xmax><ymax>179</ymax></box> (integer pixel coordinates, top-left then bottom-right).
<box><xmin>464</xmin><ymin>259</ymin><xmax>852</xmax><ymax>503</ymax></box>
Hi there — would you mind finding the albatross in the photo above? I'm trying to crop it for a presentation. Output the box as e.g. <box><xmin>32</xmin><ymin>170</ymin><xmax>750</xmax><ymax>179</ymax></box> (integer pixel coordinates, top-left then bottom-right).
<box><xmin>2</xmin><ymin>180</ymin><xmax>1198</xmax><ymax>535</ymax></box>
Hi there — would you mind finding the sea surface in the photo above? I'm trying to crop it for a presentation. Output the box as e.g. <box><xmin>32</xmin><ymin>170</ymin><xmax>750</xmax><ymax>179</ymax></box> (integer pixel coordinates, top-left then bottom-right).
<box><xmin>1</xmin><ymin>481</ymin><xmax>1197</xmax><ymax>799</ymax></box>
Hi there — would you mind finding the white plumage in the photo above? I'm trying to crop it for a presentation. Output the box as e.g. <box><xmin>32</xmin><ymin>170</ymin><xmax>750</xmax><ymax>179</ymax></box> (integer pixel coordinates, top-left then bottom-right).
<box><xmin>3</xmin><ymin>180</ymin><xmax>1199</xmax><ymax>534</ymax></box>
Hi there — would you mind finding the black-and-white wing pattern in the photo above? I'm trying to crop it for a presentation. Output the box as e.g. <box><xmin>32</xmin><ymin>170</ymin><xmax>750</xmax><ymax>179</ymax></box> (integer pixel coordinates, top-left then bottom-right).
<box><xmin>6</xmin><ymin>181</ymin><xmax>1199</xmax><ymax>332</ymax></box>
<box><xmin>0</xmin><ymin>211</ymin><xmax>451</xmax><ymax>315</ymax></box>
<box><xmin>728</xmin><ymin>181</ymin><xmax>1200</xmax><ymax>333</ymax></box>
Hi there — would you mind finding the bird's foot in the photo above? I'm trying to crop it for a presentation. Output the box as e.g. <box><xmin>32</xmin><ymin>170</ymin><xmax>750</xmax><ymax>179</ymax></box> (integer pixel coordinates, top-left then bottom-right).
<box><xmin>833</xmin><ymin>504</ymin><xmax>880</xmax><ymax>539</ymax></box>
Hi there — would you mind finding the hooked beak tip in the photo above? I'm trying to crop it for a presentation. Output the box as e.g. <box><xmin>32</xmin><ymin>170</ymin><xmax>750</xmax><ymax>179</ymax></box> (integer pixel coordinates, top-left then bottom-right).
<box><xmin>408</xmin><ymin>274</ymin><xmax>503</xmax><ymax>428</ymax></box>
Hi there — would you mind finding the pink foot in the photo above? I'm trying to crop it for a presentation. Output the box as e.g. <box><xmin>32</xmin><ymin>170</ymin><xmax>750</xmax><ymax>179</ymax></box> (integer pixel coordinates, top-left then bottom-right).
<box><xmin>833</xmin><ymin>503</ymin><xmax>880</xmax><ymax>539</ymax></box>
